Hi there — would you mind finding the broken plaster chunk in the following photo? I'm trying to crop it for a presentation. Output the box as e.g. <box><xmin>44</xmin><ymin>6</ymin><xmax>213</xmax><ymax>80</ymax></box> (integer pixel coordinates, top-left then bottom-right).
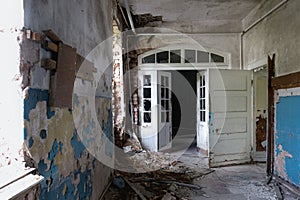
<box><xmin>123</xmin><ymin>146</ymin><xmax>132</xmax><ymax>153</ymax></box>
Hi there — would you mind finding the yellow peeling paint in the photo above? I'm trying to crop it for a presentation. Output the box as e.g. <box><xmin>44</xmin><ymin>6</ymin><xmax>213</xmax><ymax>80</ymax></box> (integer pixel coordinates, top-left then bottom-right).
<box><xmin>25</xmin><ymin>101</ymin><xmax>95</xmax><ymax>178</ymax></box>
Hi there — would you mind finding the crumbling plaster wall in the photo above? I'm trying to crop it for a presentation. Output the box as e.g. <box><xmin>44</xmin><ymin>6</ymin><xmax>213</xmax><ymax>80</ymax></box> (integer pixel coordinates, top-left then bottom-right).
<box><xmin>23</xmin><ymin>0</ymin><xmax>113</xmax><ymax>199</ymax></box>
<box><xmin>243</xmin><ymin>0</ymin><xmax>300</xmax><ymax>76</ymax></box>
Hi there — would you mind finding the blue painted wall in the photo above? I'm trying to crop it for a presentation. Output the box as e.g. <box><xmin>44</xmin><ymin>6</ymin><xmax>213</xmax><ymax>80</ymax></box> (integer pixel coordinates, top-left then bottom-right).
<box><xmin>24</xmin><ymin>88</ymin><xmax>113</xmax><ymax>199</ymax></box>
<box><xmin>275</xmin><ymin>95</ymin><xmax>300</xmax><ymax>187</ymax></box>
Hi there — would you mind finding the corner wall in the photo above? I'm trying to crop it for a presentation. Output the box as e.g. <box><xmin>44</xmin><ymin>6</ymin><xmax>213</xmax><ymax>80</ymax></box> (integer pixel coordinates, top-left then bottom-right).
<box><xmin>23</xmin><ymin>0</ymin><xmax>113</xmax><ymax>199</ymax></box>
<box><xmin>243</xmin><ymin>0</ymin><xmax>300</xmax><ymax>76</ymax></box>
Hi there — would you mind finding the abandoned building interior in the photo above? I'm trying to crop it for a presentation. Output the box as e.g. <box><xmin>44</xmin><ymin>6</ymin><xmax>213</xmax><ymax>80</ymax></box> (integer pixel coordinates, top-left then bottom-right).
<box><xmin>1</xmin><ymin>0</ymin><xmax>300</xmax><ymax>199</ymax></box>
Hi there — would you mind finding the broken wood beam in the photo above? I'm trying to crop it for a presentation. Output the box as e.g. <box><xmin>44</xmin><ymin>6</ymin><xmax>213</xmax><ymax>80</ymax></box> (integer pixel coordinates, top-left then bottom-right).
<box><xmin>43</xmin><ymin>29</ymin><xmax>62</xmax><ymax>44</ymax></box>
<box><xmin>123</xmin><ymin>177</ymin><xmax>147</xmax><ymax>200</ymax></box>
<box><xmin>41</xmin><ymin>58</ymin><xmax>57</xmax><ymax>70</ymax></box>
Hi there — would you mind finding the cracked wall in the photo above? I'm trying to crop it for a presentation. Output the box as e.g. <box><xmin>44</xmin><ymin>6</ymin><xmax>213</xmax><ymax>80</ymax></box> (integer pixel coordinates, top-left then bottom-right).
<box><xmin>22</xmin><ymin>0</ymin><xmax>113</xmax><ymax>199</ymax></box>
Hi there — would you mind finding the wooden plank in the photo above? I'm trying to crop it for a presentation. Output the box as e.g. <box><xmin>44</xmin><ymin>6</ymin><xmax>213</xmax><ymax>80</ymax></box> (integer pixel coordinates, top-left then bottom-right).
<box><xmin>267</xmin><ymin>54</ymin><xmax>275</xmax><ymax>175</ymax></box>
<box><xmin>0</xmin><ymin>165</ymin><xmax>35</xmax><ymax>189</ymax></box>
<box><xmin>42</xmin><ymin>29</ymin><xmax>62</xmax><ymax>43</ymax></box>
<box><xmin>31</xmin><ymin>32</ymin><xmax>42</xmax><ymax>41</ymax></box>
<box><xmin>45</xmin><ymin>41</ymin><xmax>58</xmax><ymax>52</ymax></box>
<box><xmin>123</xmin><ymin>177</ymin><xmax>147</xmax><ymax>200</ymax></box>
<box><xmin>272</xmin><ymin>71</ymin><xmax>300</xmax><ymax>89</ymax></box>
<box><xmin>41</xmin><ymin>58</ymin><xmax>57</xmax><ymax>70</ymax></box>
<box><xmin>50</xmin><ymin>43</ymin><xmax>77</xmax><ymax>108</ymax></box>
<box><xmin>0</xmin><ymin>174</ymin><xmax>43</xmax><ymax>200</ymax></box>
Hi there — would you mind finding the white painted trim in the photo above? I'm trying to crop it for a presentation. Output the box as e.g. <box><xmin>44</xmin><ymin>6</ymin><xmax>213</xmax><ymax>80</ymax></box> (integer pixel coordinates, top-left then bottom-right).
<box><xmin>247</xmin><ymin>56</ymin><xmax>268</xmax><ymax>70</ymax></box>
<box><xmin>278</xmin><ymin>87</ymin><xmax>300</xmax><ymax>97</ymax></box>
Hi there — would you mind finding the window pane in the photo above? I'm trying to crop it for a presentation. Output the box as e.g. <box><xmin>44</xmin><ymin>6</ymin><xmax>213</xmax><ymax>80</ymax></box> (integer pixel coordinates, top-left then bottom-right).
<box><xmin>200</xmin><ymin>88</ymin><xmax>204</xmax><ymax>98</ymax></box>
<box><xmin>157</xmin><ymin>51</ymin><xmax>169</xmax><ymax>63</ymax></box>
<box><xmin>170</xmin><ymin>50</ymin><xmax>181</xmax><ymax>63</ymax></box>
<box><xmin>144</xmin><ymin>100</ymin><xmax>151</xmax><ymax>111</ymax></box>
<box><xmin>161</xmin><ymin>88</ymin><xmax>165</xmax><ymax>98</ymax></box>
<box><xmin>202</xmin><ymin>99</ymin><xmax>205</xmax><ymax>109</ymax></box>
<box><xmin>197</xmin><ymin>51</ymin><xmax>209</xmax><ymax>63</ymax></box>
<box><xmin>200</xmin><ymin>111</ymin><xmax>203</xmax><ymax>121</ymax></box>
<box><xmin>200</xmin><ymin>99</ymin><xmax>203</xmax><ymax>109</ymax></box>
<box><xmin>161</xmin><ymin>112</ymin><xmax>165</xmax><ymax>122</ymax></box>
<box><xmin>165</xmin><ymin>88</ymin><xmax>169</xmax><ymax>99</ymax></box>
<box><xmin>161</xmin><ymin>100</ymin><xmax>165</xmax><ymax>110</ymax></box>
<box><xmin>165</xmin><ymin>100</ymin><xmax>169</xmax><ymax>110</ymax></box>
<box><xmin>161</xmin><ymin>76</ymin><xmax>165</xmax><ymax>87</ymax></box>
<box><xmin>185</xmin><ymin>50</ymin><xmax>196</xmax><ymax>63</ymax></box>
<box><xmin>211</xmin><ymin>53</ymin><xmax>224</xmax><ymax>63</ymax></box>
<box><xmin>144</xmin><ymin>88</ymin><xmax>151</xmax><ymax>98</ymax></box>
<box><xmin>144</xmin><ymin>112</ymin><xmax>151</xmax><ymax>123</ymax></box>
<box><xmin>166</xmin><ymin>112</ymin><xmax>170</xmax><ymax>122</ymax></box>
<box><xmin>200</xmin><ymin>76</ymin><xmax>203</xmax><ymax>87</ymax></box>
<box><xmin>142</xmin><ymin>54</ymin><xmax>155</xmax><ymax>63</ymax></box>
<box><xmin>165</xmin><ymin>77</ymin><xmax>169</xmax><ymax>87</ymax></box>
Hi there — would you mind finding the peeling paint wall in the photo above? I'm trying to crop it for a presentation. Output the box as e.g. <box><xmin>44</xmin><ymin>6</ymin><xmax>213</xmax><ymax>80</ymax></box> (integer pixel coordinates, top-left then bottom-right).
<box><xmin>275</xmin><ymin>89</ymin><xmax>300</xmax><ymax>187</ymax></box>
<box><xmin>23</xmin><ymin>0</ymin><xmax>113</xmax><ymax>199</ymax></box>
<box><xmin>243</xmin><ymin>0</ymin><xmax>300</xmax><ymax>76</ymax></box>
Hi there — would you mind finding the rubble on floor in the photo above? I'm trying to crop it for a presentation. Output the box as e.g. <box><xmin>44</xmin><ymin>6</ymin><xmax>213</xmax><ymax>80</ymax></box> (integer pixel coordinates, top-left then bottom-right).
<box><xmin>105</xmin><ymin>152</ymin><xmax>214</xmax><ymax>200</ymax></box>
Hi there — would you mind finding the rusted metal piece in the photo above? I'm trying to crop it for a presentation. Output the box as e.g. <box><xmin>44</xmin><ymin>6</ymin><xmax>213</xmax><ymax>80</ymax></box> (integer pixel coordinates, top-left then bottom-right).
<box><xmin>267</xmin><ymin>54</ymin><xmax>275</xmax><ymax>175</ymax></box>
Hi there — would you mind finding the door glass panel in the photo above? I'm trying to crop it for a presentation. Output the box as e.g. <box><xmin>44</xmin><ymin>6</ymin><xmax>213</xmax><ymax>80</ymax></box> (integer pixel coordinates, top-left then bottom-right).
<box><xmin>170</xmin><ymin>50</ymin><xmax>181</xmax><ymax>63</ymax></box>
<box><xmin>165</xmin><ymin>77</ymin><xmax>169</xmax><ymax>87</ymax></box>
<box><xmin>143</xmin><ymin>88</ymin><xmax>151</xmax><ymax>98</ymax></box>
<box><xmin>166</xmin><ymin>112</ymin><xmax>170</xmax><ymax>122</ymax></box>
<box><xmin>144</xmin><ymin>100</ymin><xmax>151</xmax><ymax>111</ymax></box>
<box><xmin>161</xmin><ymin>88</ymin><xmax>165</xmax><ymax>98</ymax></box>
<box><xmin>165</xmin><ymin>100</ymin><xmax>169</xmax><ymax>110</ymax></box>
<box><xmin>161</xmin><ymin>112</ymin><xmax>165</xmax><ymax>122</ymax></box>
<box><xmin>144</xmin><ymin>112</ymin><xmax>151</xmax><ymax>123</ymax></box>
<box><xmin>199</xmin><ymin>74</ymin><xmax>206</xmax><ymax>122</ymax></box>
<box><xmin>165</xmin><ymin>88</ymin><xmax>169</xmax><ymax>98</ymax></box>
<box><xmin>144</xmin><ymin>75</ymin><xmax>151</xmax><ymax>86</ymax></box>
<box><xmin>157</xmin><ymin>51</ymin><xmax>169</xmax><ymax>63</ymax></box>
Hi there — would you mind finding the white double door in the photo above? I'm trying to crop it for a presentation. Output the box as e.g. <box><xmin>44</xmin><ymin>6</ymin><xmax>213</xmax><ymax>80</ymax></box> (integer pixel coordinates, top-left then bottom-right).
<box><xmin>138</xmin><ymin>70</ymin><xmax>172</xmax><ymax>151</ymax></box>
<box><xmin>197</xmin><ymin>69</ymin><xmax>252</xmax><ymax>167</ymax></box>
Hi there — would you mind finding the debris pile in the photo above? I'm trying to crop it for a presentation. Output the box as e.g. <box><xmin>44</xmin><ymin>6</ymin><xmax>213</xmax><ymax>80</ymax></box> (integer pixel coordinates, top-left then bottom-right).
<box><xmin>105</xmin><ymin>155</ymin><xmax>214</xmax><ymax>200</ymax></box>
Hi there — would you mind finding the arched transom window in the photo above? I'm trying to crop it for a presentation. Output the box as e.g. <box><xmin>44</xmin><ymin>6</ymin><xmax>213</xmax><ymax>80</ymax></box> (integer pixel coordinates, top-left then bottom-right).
<box><xmin>140</xmin><ymin>48</ymin><xmax>227</xmax><ymax>65</ymax></box>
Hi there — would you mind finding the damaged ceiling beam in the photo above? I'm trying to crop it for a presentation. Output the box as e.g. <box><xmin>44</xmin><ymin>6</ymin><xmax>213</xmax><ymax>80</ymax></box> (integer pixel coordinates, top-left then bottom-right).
<box><xmin>133</xmin><ymin>13</ymin><xmax>163</xmax><ymax>27</ymax></box>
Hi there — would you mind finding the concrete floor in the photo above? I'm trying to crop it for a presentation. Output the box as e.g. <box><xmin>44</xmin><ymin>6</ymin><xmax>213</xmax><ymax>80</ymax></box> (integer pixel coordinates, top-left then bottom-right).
<box><xmin>179</xmin><ymin>143</ymin><xmax>300</xmax><ymax>200</ymax></box>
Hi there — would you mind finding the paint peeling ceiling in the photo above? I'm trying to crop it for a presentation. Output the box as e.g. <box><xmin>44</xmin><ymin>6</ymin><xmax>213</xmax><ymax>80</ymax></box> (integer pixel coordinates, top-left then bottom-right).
<box><xmin>119</xmin><ymin>0</ymin><xmax>263</xmax><ymax>32</ymax></box>
<box><xmin>122</xmin><ymin>0</ymin><xmax>262</xmax><ymax>22</ymax></box>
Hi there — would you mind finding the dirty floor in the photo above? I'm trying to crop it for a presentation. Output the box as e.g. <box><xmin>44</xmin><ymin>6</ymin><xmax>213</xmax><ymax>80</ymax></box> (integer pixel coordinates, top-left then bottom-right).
<box><xmin>103</xmin><ymin>144</ymin><xmax>300</xmax><ymax>200</ymax></box>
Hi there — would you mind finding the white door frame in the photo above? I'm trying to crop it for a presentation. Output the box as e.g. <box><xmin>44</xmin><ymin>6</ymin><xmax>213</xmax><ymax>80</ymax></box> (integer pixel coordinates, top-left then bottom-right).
<box><xmin>196</xmin><ymin>70</ymin><xmax>210</xmax><ymax>155</ymax></box>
